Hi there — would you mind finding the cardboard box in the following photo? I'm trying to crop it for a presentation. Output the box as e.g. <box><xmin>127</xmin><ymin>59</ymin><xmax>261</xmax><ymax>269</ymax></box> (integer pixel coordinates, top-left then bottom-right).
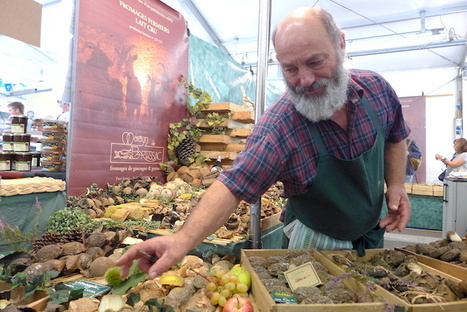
<box><xmin>241</xmin><ymin>249</ymin><xmax>407</xmax><ymax>311</ymax></box>
<box><xmin>321</xmin><ymin>249</ymin><xmax>467</xmax><ymax>312</ymax></box>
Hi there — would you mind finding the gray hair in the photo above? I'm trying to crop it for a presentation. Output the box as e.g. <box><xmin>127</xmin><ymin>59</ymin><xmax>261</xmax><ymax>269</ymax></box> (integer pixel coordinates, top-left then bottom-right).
<box><xmin>272</xmin><ymin>8</ymin><xmax>343</xmax><ymax>49</ymax></box>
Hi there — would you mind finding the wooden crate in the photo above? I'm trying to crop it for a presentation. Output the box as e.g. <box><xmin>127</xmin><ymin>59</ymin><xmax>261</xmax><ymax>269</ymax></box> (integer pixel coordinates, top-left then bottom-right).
<box><xmin>412</xmin><ymin>184</ymin><xmax>434</xmax><ymax>196</ymax></box>
<box><xmin>397</xmin><ymin>248</ymin><xmax>467</xmax><ymax>281</ymax></box>
<box><xmin>241</xmin><ymin>249</ymin><xmax>407</xmax><ymax>312</ymax></box>
<box><xmin>8</xmin><ymin>286</ymin><xmax>49</xmax><ymax>310</ymax></box>
<box><xmin>260</xmin><ymin>212</ymin><xmax>282</xmax><ymax>231</ymax></box>
<box><xmin>198</xmin><ymin>102</ymin><xmax>254</xmax><ymax>164</ymax></box>
<box><xmin>433</xmin><ymin>185</ymin><xmax>444</xmax><ymax>197</ymax></box>
<box><xmin>405</xmin><ymin>183</ymin><xmax>413</xmax><ymax>194</ymax></box>
<box><xmin>200</xmin><ymin>102</ymin><xmax>250</xmax><ymax>113</ymax></box>
<box><xmin>321</xmin><ymin>249</ymin><xmax>467</xmax><ymax>312</ymax></box>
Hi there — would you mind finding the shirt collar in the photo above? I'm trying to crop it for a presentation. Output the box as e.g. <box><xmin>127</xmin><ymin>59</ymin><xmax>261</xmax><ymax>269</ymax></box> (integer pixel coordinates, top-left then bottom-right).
<box><xmin>347</xmin><ymin>78</ymin><xmax>365</xmax><ymax>104</ymax></box>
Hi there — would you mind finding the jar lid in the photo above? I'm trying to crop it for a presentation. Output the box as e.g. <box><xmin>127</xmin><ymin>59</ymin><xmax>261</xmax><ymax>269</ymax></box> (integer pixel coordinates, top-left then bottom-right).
<box><xmin>42</xmin><ymin>119</ymin><xmax>66</xmax><ymax>125</ymax></box>
<box><xmin>40</xmin><ymin>150</ymin><xmax>62</xmax><ymax>154</ymax></box>
<box><xmin>40</xmin><ymin>160</ymin><xmax>63</xmax><ymax>164</ymax></box>
<box><xmin>13</xmin><ymin>133</ymin><xmax>31</xmax><ymax>137</ymax></box>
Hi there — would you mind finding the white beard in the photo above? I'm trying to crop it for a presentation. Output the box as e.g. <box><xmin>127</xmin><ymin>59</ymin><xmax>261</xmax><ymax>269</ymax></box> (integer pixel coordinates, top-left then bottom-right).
<box><xmin>286</xmin><ymin>62</ymin><xmax>350</xmax><ymax>122</ymax></box>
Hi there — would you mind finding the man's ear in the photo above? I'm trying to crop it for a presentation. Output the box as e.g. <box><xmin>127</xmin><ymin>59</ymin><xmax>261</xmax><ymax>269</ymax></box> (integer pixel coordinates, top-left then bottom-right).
<box><xmin>340</xmin><ymin>33</ymin><xmax>346</xmax><ymax>50</ymax></box>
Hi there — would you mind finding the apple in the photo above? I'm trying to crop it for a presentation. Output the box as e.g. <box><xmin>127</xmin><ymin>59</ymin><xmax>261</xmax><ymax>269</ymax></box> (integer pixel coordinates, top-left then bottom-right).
<box><xmin>222</xmin><ymin>295</ymin><xmax>254</xmax><ymax>312</ymax></box>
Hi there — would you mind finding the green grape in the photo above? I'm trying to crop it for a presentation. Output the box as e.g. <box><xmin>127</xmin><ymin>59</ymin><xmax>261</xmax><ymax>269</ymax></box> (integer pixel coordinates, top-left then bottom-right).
<box><xmin>236</xmin><ymin>292</ymin><xmax>248</xmax><ymax>297</ymax></box>
<box><xmin>220</xmin><ymin>288</ymin><xmax>231</xmax><ymax>299</ymax></box>
<box><xmin>215</xmin><ymin>270</ymin><xmax>226</xmax><ymax>279</ymax></box>
<box><xmin>225</xmin><ymin>282</ymin><xmax>236</xmax><ymax>291</ymax></box>
<box><xmin>206</xmin><ymin>282</ymin><xmax>217</xmax><ymax>292</ymax></box>
<box><xmin>211</xmin><ymin>292</ymin><xmax>220</xmax><ymax>305</ymax></box>
<box><xmin>218</xmin><ymin>295</ymin><xmax>227</xmax><ymax>307</ymax></box>
<box><xmin>236</xmin><ymin>282</ymin><xmax>248</xmax><ymax>293</ymax></box>
<box><xmin>206</xmin><ymin>274</ymin><xmax>218</xmax><ymax>283</ymax></box>
<box><xmin>221</xmin><ymin>273</ymin><xmax>231</xmax><ymax>285</ymax></box>
<box><xmin>229</xmin><ymin>273</ymin><xmax>239</xmax><ymax>283</ymax></box>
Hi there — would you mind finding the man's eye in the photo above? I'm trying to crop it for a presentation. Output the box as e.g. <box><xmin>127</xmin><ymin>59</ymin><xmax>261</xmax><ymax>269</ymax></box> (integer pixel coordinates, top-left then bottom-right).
<box><xmin>309</xmin><ymin>60</ymin><xmax>324</xmax><ymax>67</ymax></box>
<box><xmin>284</xmin><ymin>68</ymin><xmax>297</xmax><ymax>75</ymax></box>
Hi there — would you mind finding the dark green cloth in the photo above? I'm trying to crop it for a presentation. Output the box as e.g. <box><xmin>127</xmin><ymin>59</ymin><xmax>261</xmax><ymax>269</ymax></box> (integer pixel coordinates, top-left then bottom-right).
<box><xmin>0</xmin><ymin>191</ymin><xmax>66</xmax><ymax>252</ymax></box>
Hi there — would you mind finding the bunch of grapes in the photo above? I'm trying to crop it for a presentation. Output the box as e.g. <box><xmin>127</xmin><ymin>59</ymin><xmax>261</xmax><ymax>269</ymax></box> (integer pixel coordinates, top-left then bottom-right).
<box><xmin>204</xmin><ymin>269</ymin><xmax>249</xmax><ymax>307</ymax></box>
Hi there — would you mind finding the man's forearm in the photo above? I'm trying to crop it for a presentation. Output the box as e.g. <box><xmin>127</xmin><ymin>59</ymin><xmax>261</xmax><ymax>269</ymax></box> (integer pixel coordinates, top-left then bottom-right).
<box><xmin>384</xmin><ymin>140</ymin><xmax>407</xmax><ymax>186</ymax></box>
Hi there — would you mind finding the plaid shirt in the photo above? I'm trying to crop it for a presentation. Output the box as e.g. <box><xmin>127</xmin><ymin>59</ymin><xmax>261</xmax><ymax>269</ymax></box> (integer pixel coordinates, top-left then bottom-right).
<box><xmin>218</xmin><ymin>69</ymin><xmax>410</xmax><ymax>203</ymax></box>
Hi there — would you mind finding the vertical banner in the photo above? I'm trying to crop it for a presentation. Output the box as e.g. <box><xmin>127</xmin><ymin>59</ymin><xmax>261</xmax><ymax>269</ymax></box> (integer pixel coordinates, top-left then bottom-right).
<box><xmin>69</xmin><ymin>0</ymin><xmax>188</xmax><ymax>196</ymax></box>
<box><xmin>400</xmin><ymin>96</ymin><xmax>426</xmax><ymax>183</ymax></box>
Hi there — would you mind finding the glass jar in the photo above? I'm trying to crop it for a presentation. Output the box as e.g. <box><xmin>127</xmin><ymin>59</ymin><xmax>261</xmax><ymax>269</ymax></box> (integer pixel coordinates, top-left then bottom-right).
<box><xmin>11</xmin><ymin>115</ymin><xmax>28</xmax><ymax>133</ymax></box>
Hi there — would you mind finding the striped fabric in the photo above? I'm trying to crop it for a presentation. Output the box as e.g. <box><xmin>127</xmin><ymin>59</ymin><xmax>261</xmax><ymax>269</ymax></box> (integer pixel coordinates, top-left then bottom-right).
<box><xmin>284</xmin><ymin>219</ymin><xmax>353</xmax><ymax>250</ymax></box>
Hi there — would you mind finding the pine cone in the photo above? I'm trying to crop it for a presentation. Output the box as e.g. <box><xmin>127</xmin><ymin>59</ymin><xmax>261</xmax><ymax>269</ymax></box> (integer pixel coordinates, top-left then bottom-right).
<box><xmin>60</xmin><ymin>227</ymin><xmax>86</xmax><ymax>244</ymax></box>
<box><xmin>33</xmin><ymin>231</ymin><xmax>62</xmax><ymax>251</ymax></box>
<box><xmin>176</xmin><ymin>136</ymin><xmax>196</xmax><ymax>166</ymax></box>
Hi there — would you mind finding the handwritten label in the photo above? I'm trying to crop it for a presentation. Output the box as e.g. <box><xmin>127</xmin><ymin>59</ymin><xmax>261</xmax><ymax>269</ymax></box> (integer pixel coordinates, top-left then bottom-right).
<box><xmin>284</xmin><ymin>262</ymin><xmax>321</xmax><ymax>292</ymax></box>
<box><xmin>272</xmin><ymin>292</ymin><xmax>297</xmax><ymax>304</ymax></box>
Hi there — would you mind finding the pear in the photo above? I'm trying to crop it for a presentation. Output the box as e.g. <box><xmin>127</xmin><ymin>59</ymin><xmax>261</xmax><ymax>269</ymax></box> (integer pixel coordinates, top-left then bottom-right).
<box><xmin>230</xmin><ymin>264</ymin><xmax>251</xmax><ymax>290</ymax></box>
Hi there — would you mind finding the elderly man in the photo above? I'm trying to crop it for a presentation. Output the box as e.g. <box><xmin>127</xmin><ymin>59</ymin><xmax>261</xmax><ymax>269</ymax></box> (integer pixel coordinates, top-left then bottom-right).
<box><xmin>116</xmin><ymin>7</ymin><xmax>411</xmax><ymax>279</ymax></box>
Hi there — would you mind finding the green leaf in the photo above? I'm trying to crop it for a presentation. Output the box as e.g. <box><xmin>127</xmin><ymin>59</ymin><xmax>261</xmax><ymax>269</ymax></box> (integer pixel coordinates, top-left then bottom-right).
<box><xmin>49</xmin><ymin>289</ymin><xmax>71</xmax><ymax>304</ymax></box>
<box><xmin>11</xmin><ymin>272</ymin><xmax>27</xmax><ymax>287</ymax></box>
<box><xmin>110</xmin><ymin>261</ymin><xmax>148</xmax><ymax>295</ymax></box>
<box><xmin>69</xmin><ymin>287</ymin><xmax>85</xmax><ymax>300</ymax></box>
<box><xmin>126</xmin><ymin>292</ymin><xmax>141</xmax><ymax>307</ymax></box>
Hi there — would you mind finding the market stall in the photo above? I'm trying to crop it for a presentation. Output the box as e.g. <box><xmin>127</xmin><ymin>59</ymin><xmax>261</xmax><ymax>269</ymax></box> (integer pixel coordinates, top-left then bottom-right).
<box><xmin>1</xmin><ymin>0</ymin><xmax>466</xmax><ymax>310</ymax></box>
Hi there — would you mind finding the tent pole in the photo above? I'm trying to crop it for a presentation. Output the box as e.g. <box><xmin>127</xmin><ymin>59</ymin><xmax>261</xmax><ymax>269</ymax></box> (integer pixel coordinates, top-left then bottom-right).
<box><xmin>250</xmin><ymin>0</ymin><xmax>272</xmax><ymax>249</ymax></box>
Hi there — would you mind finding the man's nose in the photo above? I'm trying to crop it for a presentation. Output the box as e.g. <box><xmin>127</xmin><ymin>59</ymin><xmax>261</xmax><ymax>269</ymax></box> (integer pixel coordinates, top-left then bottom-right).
<box><xmin>297</xmin><ymin>68</ymin><xmax>316</xmax><ymax>87</ymax></box>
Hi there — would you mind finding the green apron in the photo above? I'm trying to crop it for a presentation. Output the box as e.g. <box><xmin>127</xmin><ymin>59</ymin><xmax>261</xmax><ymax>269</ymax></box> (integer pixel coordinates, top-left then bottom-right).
<box><xmin>284</xmin><ymin>97</ymin><xmax>386</xmax><ymax>255</ymax></box>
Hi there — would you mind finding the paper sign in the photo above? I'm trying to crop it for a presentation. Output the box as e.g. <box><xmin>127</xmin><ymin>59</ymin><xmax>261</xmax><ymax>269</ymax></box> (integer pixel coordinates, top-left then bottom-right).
<box><xmin>284</xmin><ymin>262</ymin><xmax>321</xmax><ymax>292</ymax></box>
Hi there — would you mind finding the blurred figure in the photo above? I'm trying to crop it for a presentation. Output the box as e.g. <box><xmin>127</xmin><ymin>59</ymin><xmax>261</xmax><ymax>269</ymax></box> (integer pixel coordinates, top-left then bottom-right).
<box><xmin>57</xmin><ymin>101</ymin><xmax>70</xmax><ymax>122</ymax></box>
<box><xmin>405</xmin><ymin>139</ymin><xmax>422</xmax><ymax>183</ymax></box>
<box><xmin>26</xmin><ymin>110</ymin><xmax>35</xmax><ymax>132</ymax></box>
<box><xmin>435</xmin><ymin>138</ymin><xmax>467</xmax><ymax>178</ymax></box>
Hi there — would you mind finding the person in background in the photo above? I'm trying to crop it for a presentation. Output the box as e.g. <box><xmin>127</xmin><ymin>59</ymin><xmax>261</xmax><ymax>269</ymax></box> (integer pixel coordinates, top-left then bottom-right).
<box><xmin>57</xmin><ymin>101</ymin><xmax>70</xmax><ymax>122</ymax></box>
<box><xmin>405</xmin><ymin>138</ymin><xmax>422</xmax><ymax>183</ymax></box>
<box><xmin>435</xmin><ymin>138</ymin><xmax>467</xmax><ymax>177</ymax></box>
<box><xmin>7</xmin><ymin>101</ymin><xmax>24</xmax><ymax>117</ymax></box>
<box><xmin>116</xmin><ymin>7</ymin><xmax>411</xmax><ymax>280</ymax></box>
<box><xmin>26</xmin><ymin>110</ymin><xmax>35</xmax><ymax>132</ymax></box>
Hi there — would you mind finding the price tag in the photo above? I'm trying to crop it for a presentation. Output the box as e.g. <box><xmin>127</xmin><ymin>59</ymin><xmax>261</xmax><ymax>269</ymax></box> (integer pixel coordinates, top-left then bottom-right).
<box><xmin>272</xmin><ymin>292</ymin><xmax>297</xmax><ymax>304</ymax></box>
<box><xmin>283</xmin><ymin>261</ymin><xmax>321</xmax><ymax>292</ymax></box>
